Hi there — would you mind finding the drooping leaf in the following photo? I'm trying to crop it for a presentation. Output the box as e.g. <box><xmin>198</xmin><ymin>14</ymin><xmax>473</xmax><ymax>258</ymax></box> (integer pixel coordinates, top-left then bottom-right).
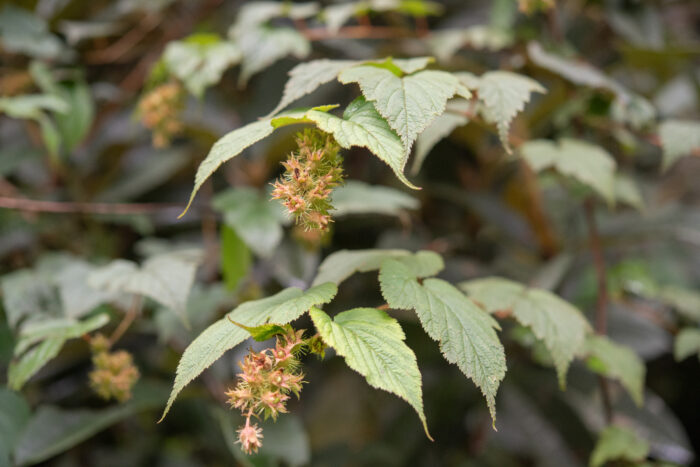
<box><xmin>428</xmin><ymin>27</ymin><xmax>513</xmax><ymax>62</ymax></box>
<box><xmin>7</xmin><ymin>338</ymin><xmax>63</xmax><ymax>391</ymax></box>
<box><xmin>236</xmin><ymin>26</ymin><xmax>311</xmax><ymax>85</ymax></box>
<box><xmin>674</xmin><ymin>328</ymin><xmax>700</xmax><ymax>362</ymax></box>
<box><xmin>380</xmin><ymin>259</ymin><xmax>506</xmax><ymax>424</ymax></box>
<box><xmin>13</xmin><ymin>313</ymin><xmax>110</xmax><ymax>357</ymax></box>
<box><xmin>232</xmin><ymin>1</ymin><xmax>320</xmax><ymax>31</ymax></box>
<box><xmin>312</xmin><ymin>249</ymin><xmax>443</xmax><ymax>286</ymax></box>
<box><xmin>657</xmin><ymin>120</ymin><xmax>700</xmax><ymax>171</ymax></box>
<box><xmin>338</xmin><ymin>65</ymin><xmax>460</xmax><ymax>155</ymax></box>
<box><xmin>0</xmin><ymin>389</ymin><xmax>31</xmax><ymax>466</ymax></box>
<box><xmin>0</xmin><ymin>5</ymin><xmax>68</xmax><ymax>60</ymax></box>
<box><xmin>411</xmin><ymin>107</ymin><xmax>469</xmax><ymax>175</ymax></box>
<box><xmin>475</xmin><ymin>71</ymin><xmax>545</xmax><ymax>152</ymax></box>
<box><xmin>460</xmin><ymin>277</ymin><xmax>590</xmax><ymax>386</ymax></box>
<box><xmin>160</xmin><ymin>282</ymin><xmax>337</xmax><ymax>420</ymax></box>
<box><xmin>520</xmin><ymin>138</ymin><xmax>617</xmax><ymax>205</ymax></box>
<box><xmin>323</xmin><ymin>3</ymin><xmax>360</xmax><ymax>33</ymax></box>
<box><xmin>220</xmin><ymin>225</ymin><xmax>252</xmax><ymax>290</ymax></box>
<box><xmin>582</xmin><ymin>335</ymin><xmax>646</xmax><ymax>406</ymax></box>
<box><xmin>1</xmin><ymin>269</ymin><xmax>60</xmax><ymax>330</ymax></box>
<box><xmin>330</xmin><ymin>180</ymin><xmax>419</xmax><ymax>217</ymax></box>
<box><xmin>589</xmin><ymin>425</ymin><xmax>650</xmax><ymax>467</ymax></box>
<box><xmin>614</xmin><ymin>173</ymin><xmax>644</xmax><ymax>212</ymax></box>
<box><xmin>55</xmin><ymin>260</ymin><xmax>119</xmax><ymax>319</ymax></box>
<box><xmin>310</xmin><ymin>307</ymin><xmax>431</xmax><ymax>438</ymax></box>
<box><xmin>54</xmin><ymin>80</ymin><xmax>94</xmax><ymax>152</ymax></box>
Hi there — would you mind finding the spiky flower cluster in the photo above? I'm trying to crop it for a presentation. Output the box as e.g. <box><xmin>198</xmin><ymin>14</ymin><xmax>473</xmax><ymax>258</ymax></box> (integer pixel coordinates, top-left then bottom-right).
<box><xmin>88</xmin><ymin>334</ymin><xmax>139</xmax><ymax>403</ymax></box>
<box><xmin>225</xmin><ymin>328</ymin><xmax>307</xmax><ymax>455</ymax></box>
<box><xmin>271</xmin><ymin>129</ymin><xmax>344</xmax><ymax>231</ymax></box>
<box><xmin>138</xmin><ymin>81</ymin><xmax>184</xmax><ymax>148</ymax></box>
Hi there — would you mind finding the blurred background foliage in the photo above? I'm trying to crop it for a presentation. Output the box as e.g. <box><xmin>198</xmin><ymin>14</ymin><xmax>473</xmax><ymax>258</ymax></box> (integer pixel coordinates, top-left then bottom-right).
<box><xmin>1</xmin><ymin>0</ymin><xmax>700</xmax><ymax>466</ymax></box>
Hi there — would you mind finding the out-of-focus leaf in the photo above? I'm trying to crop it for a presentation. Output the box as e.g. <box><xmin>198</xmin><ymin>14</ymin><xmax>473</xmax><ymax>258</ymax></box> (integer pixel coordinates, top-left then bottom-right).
<box><xmin>220</xmin><ymin>225</ymin><xmax>251</xmax><ymax>290</ymax></box>
<box><xmin>0</xmin><ymin>95</ymin><xmax>68</xmax><ymax>119</ymax></box>
<box><xmin>55</xmin><ymin>260</ymin><xmax>119</xmax><ymax>318</ymax></box>
<box><xmin>590</xmin><ymin>425</ymin><xmax>650</xmax><ymax>467</ymax></box>
<box><xmin>411</xmin><ymin>105</ymin><xmax>468</xmax><ymax>175</ymax></box>
<box><xmin>674</xmin><ymin>328</ymin><xmax>700</xmax><ymax>361</ymax></box>
<box><xmin>0</xmin><ymin>270</ymin><xmax>60</xmax><ymax>330</ymax></box>
<box><xmin>160</xmin><ymin>283</ymin><xmax>337</xmax><ymax>420</ymax></box>
<box><xmin>331</xmin><ymin>180</ymin><xmax>418</xmax><ymax>217</ymax></box>
<box><xmin>55</xmin><ymin>80</ymin><xmax>94</xmax><ymax>152</ymax></box>
<box><xmin>8</xmin><ymin>338</ymin><xmax>64</xmax><ymax>391</ymax></box>
<box><xmin>0</xmin><ymin>389</ymin><xmax>30</xmax><ymax>466</ymax></box>
<box><xmin>0</xmin><ymin>5</ymin><xmax>68</xmax><ymax>59</ymax></box>
<box><xmin>428</xmin><ymin>27</ymin><xmax>512</xmax><ymax>62</ymax></box>
<box><xmin>614</xmin><ymin>174</ymin><xmax>644</xmax><ymax>212</ymax></box>
<box><xmin>582</xmin><ymin>335</ymin><xmax>646</xmax><ymax>406</ymax></box>
<box><xmin>232</xmin><ymin>1</ymin><xmax>319</xmax><ymax>31</ymax></box>
<box><xmin>657</xmin><ymin>285</ymin><xmax>700</xmax><ymax>323</ymax></box>
<box><xmin>312</xmin><ymin>249</ymin><xmax>443</xmax><ymax>286</ymax></box>
<box><xmin>310</xmin><ymin>307</ymin><xmax>431</xmax><ymax>438</ymax></box>
<box><xmin>236</xmin><ymin>26</ymin><xmax>311</xmax><ymax>85</ymax></box>
<box><xmin>658</xmin><ymin>120</ymin><xmax>700</xmax><ymax>171</ymax></box>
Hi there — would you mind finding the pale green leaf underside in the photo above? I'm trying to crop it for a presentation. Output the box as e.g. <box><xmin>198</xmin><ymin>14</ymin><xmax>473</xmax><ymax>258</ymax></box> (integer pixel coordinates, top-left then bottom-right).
<box><xmin>160</xmin><ymin>282</ymin><xmax>337</xmax><ymax>420</ymax></box>
<box><xmin>674</xmin><ymin>328</ymin><xmax>700</xmax><ymax>362</ymax></box>
<box><xmin>460</xmin><ymin>277</ymin><xmax>590</xmax><ymax>387</ymax></box>
<box><xmin>380</xmin><ymin>260</ymin><xmax>506</xmax><ymax>424</ymax></box>
<box><xmin>312</xmin><ymin>249</ymin><xmax>444</xmax><ymax>287</ymax></box>
<box><xmin>331</xmin><ymin>180</ymin><xmax>419</xmax><ymax>217</ymax></box>
<box><xmin>583</xmin><ymin>335</ymin><xmax>645</xmax><ymax>406</ymax></box>
<box><xmin>658</xmin><ymin>119</ymin><xmax>700</xmax><ymax>171</ymax></box>
<box><xmin>589</xmin><ymin>425</ymin><xmax>650</xmax><ymax>467</ymax></box>
<box><xmin>520</xmin><ymin>138</ymin><xmax>617</xmax><ymax>205</ymax></box>
<box><xmin>310</xmin><ymin>307</ymin><xmax>431</xmax><ymax>438</ymax></box>
<box><xmin>338</xmin><ymin>66</ymin><xmax>459</xmax><ymax>155</ymax></box>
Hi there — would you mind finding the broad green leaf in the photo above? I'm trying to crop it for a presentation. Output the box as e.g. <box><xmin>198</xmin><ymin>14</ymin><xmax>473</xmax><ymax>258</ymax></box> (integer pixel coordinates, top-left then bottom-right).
<box><xmin>310</xmin><ymin>307</ymin><xmax>431</xmax><ymax>438</ymax></box>
<box><xmin>583</xmin><ymin>335</ymin><xmax>645</xmax><ymax>406</ymax></box>
<box><xmin>89</xmin><ymin>249</ymin><xmax>203</xmax><ymax>319</ymax></box>
<box><xmin>236</xmin><ymin>26</ymin><xmax>311</xmax><ymax>85</ymax></box>
<box><xmin>1</xmin><ymin>269</ymin><xmax>59</xmax><ymax>330</ymax></box>
<box><xmin>380</xmin><ymin>260</ymin><xmax>506</xmax><ymax>423</ymax></box>
<box><xmin>476</xmin><ymin>71</ymin><xmax>545</xmax><ymax>152</ymax></box>
<box><xmin>213</xmin><ymin>188</ymin><xmax>288</xmax><ymax>257</ymax></box>
<box><xmin>14</xmin><ymin>382</ymin><xmax>167</xmax><ymax>466</ymax></box>
<box><xmin>589</xmin><ymin>425</ymin><xmax>650</xmax><ymax>467</ymax></box>
<box><xmin>658</xmin><ymin>120</ymin><xmax>700</xmax><ymax>171</ymax></box>
<box><xmin>55</xmin><ymin>260</ymin><xmax>119</xmax><ymax>318</ymax></box>
<box><xmin>54</xmin><ymin>80</ymin><xmax>94</xmax><ymax>152</ymax></box>
<box><xmin>304</xmin><ymin>97</ymin><xmax>417</xmax><ymax>188</ymax></box>
<box><xmin>220</xmin><ymin>225</ymin><xmax>252</xmax><ymax>290</ymax></box>
<box><xmin>330</xmin><ymin>180</ymin><xmax>418</xmax><ymax>217</ymax></box>
<box><xmin>0</xmin><ymin>389</ymin><xmax>30</xmax><ymax>466</ymax></box>
<box><xmin>460</xmin><ymin>277</ymin><xmax>590</xmax><ymax>386</ymax></box>
<box><xmin>614</xmin><ymin>173</ymin><xmax>644</xmax><ymax>212</ymax></box>
<box><xmin>429</xmin><ymin>27</ymin><xmax>512</xmax><ymax>62</ymax></box>
<box><xmin>312</xmin><ymin>249</ymin><xmax>443</xmax><ymax>286</ymax></box>
<box><xmin>0</xmin><ymin>5</ymin><xmax>68</xmax><ymax>60</ymax></box>
<box><xmin>520</xmin><ymin>139</ymin><xmax>617</xmax><ymax>205</ymax></box>
<box><xmin>160</xmin><ymin>282</ymin><xmax>337</xmax><ymax>420</ymax></box>
<box><xmin>338</xmin><ymin>65</ymin><xmax>460</xmax><ymax>155</ymax></box>
<box><xmin>267</xmin><ymin>59</ymin><xmax>358</xmax><ymax>116</ymax></box>
<box><xmin>674</xmin><ymin>328</ymin><xmax>700</xmax><ymax>362</ymax></box>
<box><xmin>164</xmin><ymin>34</ymin><xmax>241</xmax><ymax>98</ymax></box>
<box><xmin>411</xmin><ymin>107</ymin><xmax>469</xmax><ymax>175</ymax></box>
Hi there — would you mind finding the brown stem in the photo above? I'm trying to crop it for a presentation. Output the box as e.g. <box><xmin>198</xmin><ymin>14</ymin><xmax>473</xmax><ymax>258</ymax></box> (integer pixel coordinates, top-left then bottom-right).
<box><xmin>302</xmin><ymin>25</ymin><xmax>417</xmax><ymax>41</ymax></box>
<box><xmin>0</xmin><ymin>196</ymin><xmax>182</xmax><ymax>215</ymax></box>
<box><xmin>110</xmin><ymin>297</ymin><xmax>142</xmax><ymax>346</ymax></box>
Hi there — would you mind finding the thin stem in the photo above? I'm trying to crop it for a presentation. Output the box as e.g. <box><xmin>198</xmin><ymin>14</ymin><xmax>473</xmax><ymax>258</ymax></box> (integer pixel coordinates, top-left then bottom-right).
<box><xmin>110</xmin><ymin>297</ymin><xmax>142</xmax><ymax>346</ymax></box>
<box><xmin>0</xmin><ymin>196</ymin><xmax>182</xmax><ymax>215</ymax></box>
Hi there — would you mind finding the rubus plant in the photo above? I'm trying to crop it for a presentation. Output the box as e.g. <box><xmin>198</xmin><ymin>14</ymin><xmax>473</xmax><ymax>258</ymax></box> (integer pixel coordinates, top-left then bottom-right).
<box><xmin>1</xmin><ymin>1</ymin><xmax>700</xmax><ymax>466</ymax></box>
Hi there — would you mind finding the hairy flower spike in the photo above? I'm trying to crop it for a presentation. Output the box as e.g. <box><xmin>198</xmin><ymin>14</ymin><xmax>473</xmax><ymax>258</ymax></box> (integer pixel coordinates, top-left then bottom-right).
<box><xmin>89</xmin><ymin>345</ymin><xmax>140</xmax><ymax>403</ymax></box>
<box><xmin>138</xmin><ymin>81</ymin><xmax>185</xmax><ymax>148</ymax></box>
<box><xmin>225</xmin><ymin>328</ymin><xmax>308</xmax><ymax>455</ymax></box>
<box><xmin>271</xmin><ymin>129</ymin><xmax>344</xmax><ymax>231</ymax></box>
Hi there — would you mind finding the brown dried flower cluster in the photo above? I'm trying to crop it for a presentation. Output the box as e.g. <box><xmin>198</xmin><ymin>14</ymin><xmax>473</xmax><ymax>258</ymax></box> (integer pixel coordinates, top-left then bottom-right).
<box><xmin>88</xmin><ymin>334</ymin><xmax>139</xmax><ymax>403</ymax></box>
<box><xmin>271</xmin><ymin>129</ymin><xmax>344</xmax><ymax>231</ymax></box>
<box><xmin>138</xmin><ymin>81</ymin><xmax>184</xmax><ymax>148</ymax></box>
<box><xmin>518</xmin><ymin>0</ymin><xmax>555</xmax><ymax>14</ymax></box>
<box><xmin>225</xmin><ymin>328</ymin><xmax>307</xmax><ymax>454</ymax></box>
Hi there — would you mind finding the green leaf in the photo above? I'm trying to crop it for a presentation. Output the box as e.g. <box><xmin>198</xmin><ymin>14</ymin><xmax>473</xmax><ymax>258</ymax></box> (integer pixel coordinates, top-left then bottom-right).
<box><xmin>428</xmin><ymin>27</ymin><xmax>512</xmax><ymax>62</ymax></box>
<box><xmin>89</xmin><ymin>249</ymin><xmax>203</xmax><ymax>319</ymax></box>
<box><xmin>0</xmin><ymin>5</ymin><xmax>68</xmax><ymax>60</ymax></box>
<box><xmin>658</xmin><ymin>120</ymin><xmax>700</xmax><ymax>171</ymax></box>
<box><xmin>330</xmin><ymin>180</ymin><xmax>419</xmax><ymax>217</ymax></box>
<box><xmin>304</xmin><ymin>97</ymin><xmax>417</xmax><ymax>188</ymax></box>
<box><xmin>312</xmin><ymin>249</ymin><xmax>443</xmax><ymax>286</ymax></box>
<box><xmin>236</xmin><ymin>26</ymin><xmax>311</xmax><ymax>85</ymax></box>
<box><xmin>8</xmin><ymin>338</ymin><xmax>63</xmax><ymax>391</ymax></box>
<box><xmin>460</xmin><ymin>277</ymin><xmax>590</xmax><ymax>387</ymax></box>
<box><xmin>54</xmin><ymin>80</ymin><xmax>94</xmax><ymax>152</ymax></box>
<box><xmin>589</xmin><ymin>425</ymin><xmax>650</xmax><ymax>467</ymax></box>
<box><xmin>674</xmin><ymin>328</ymin><xmax>700</xmax><ymax>362</ymax></box>
<box><xmin>1</xmin><ymin>269</ymin><xmax>59</xmax><ymax>330</ymax></box>
<box><xmin>213</xmin><ymin>188</ymin><xmax>288</xmax><ymax>257</ymax></box>
<box><xmin>14</xmin><ymin>382</ymin><xmax>167</xmax><ymax>466</ymax></box>
<box><xmin>234</xmin><ymin>322</ymin><xmax>289</xmax><ymax>342</ymax></box>
<box><xmin>310</xmin><ymin>307</ymin><xmax>431</xmax><ymax>438</ymax></box>
<box><xmin>614</xmin><ymin>173</ymin><xmax>644</xmax><ymax>212</ymax></box>
<box><xmin>657</xmin><ymin>285</ymin><xmax>700</xmax><ymax>323</ymax></box>
<box><xmin>55</xmin><ymin>260</ymin><xmax>119</xmax><ymax>319</ymax></box>
<box><xmin>163</xmin><ymin>34</ymin><xmax>241</xmax><ymax>98</ymax></box>
<box><xmin>338</xmin><ymin>65</ymin><xmax>460</xmax><ymax>156</ymax></box>
<box><xmin>474</xmin><ymin>71</ymin><xmax>545</xmax><ymax>152</ymax></box>
<box><xmin>411</xmin><ymin>106</ymin><xmax>469</xmax><ymax>175</ymax></box>
<box><xmin>160</xmin><ymin>282</ymin><xmax>337</xmax><ymax>420</ymax></box>
<box><xmin>0</xmin><ymin>94</ymin><xmax>68</xmax><ymax>119</ymax></box>
<box><xmin>583</xmin><ymin>335</ymin><xmax>646</xmax><ymax>406</ymax></box>
<box><xmin>220</xmin><ymin>225</ymin><xmax>252</xmax><ymax>290</ymax></box>
<box><xmin>380</xmin><ymin>260</ymin><xmax>506</xmax><ymax>424</ymax></box>
<box><xmin>0</xmin><ymin>389</ymin><xmax>30</xmax><ymax>466</ymax></box>
<box><xmin>520</xmin><ymin>139</ymin><xmax>617</xmax><ymax>205</ymax></box>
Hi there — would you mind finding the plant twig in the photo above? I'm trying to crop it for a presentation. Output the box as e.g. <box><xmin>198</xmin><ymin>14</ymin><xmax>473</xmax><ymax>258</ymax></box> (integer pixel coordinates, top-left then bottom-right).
<box><xmin>0</xmin><ymin>196</ymin><xmax>182</xmax><ymax>215</ymax></box>
<box><xmin>109</xmin><ymin>297</ymin><xmax>142</xmax><ymax>346</ymax></box>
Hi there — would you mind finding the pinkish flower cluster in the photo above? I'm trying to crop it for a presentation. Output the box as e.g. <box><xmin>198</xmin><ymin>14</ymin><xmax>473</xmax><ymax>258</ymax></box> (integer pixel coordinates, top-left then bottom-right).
<box><xmin>138</xmin><ymin>81</ymin><xmax>184</xmax><ymax>147</ymax></box>
<box><xmin>226</xmin><ymin>328</ymin><xmax>307</xmax><ymax>455</ymax></box>
<box><xmin>271</xmin><ymin>129</ymin><xmax>344</xmax><ymax>231</ymax></box>
<box><xmin>88</xmin><ymin>334</ymin><xmax>140</xmax><ymax>403</ymax></box>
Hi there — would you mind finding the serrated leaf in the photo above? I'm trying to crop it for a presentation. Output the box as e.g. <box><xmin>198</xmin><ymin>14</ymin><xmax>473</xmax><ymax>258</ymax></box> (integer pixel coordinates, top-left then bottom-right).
<box><xmin>380</xmin><ymin>260</ymin><xmax>506</xmax><ymax>424</ymax></box>
<box><xmin>338</xmin><ymin>65</ymin><xmax>459</xmax><ymax>155</ymax></box>
<box><xmin>89</xmin><ymin>249</ymin><xmax>203</xmax><ymax>319</ymax></box>
<box><xmin>310</xmin><ymin>307</ymin><xmax>431</xmax><ymax>438</ymax></box>
<box><xmin>589</xmin><ymin>425</ymin><xmax>650</xmax><ymax>467</ymax></box>
<box><xmin>674</xmin><ymin>328</ymin><xmax>700</xmax><ymax>362</ymax></box>
<box><xmin>411</xmin><ymin>109</ymin><xmax>468</xmax><ymax>175</ymax></box>
<box><xmin>160</xmin><ymin>282</ymin><xmax>337</xmax><ymax>420</ymax></box>
<box><xmin>312</xmin><ymin>249</ymin><xmax>443</xmax><ymax>286</ymax></box>
<box><xmin>658</xmin><ymin>120</ymin><xmax>700</xmax><ymax>171</ymax></box>
<box><xmin>331</xmin><ymin>180</ymin><xmax>419</xmax><ymax>217</ymax></box>
<box><xmin>460</xmin><ymin>277</ymin><xmax>590</xmax><ymax>387</ymax></box>
<box><xmin>520</xmin><ymin>138</ymin><xmax>617</xmax><ymax>205</ymax></box>
<box><xmin>582</xmin><ymin>335</ymin><xmax>646</xmax><ymax>406</ymax></box>
<box><xmin>476</xmin><ymin>71</ymin><xmax>545</xmax><ymax>152</ymax></box>
<box><xmin>304</xmin><ymin>97</ymin><xmax>417</xmax><ymax>188</ymax></box>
